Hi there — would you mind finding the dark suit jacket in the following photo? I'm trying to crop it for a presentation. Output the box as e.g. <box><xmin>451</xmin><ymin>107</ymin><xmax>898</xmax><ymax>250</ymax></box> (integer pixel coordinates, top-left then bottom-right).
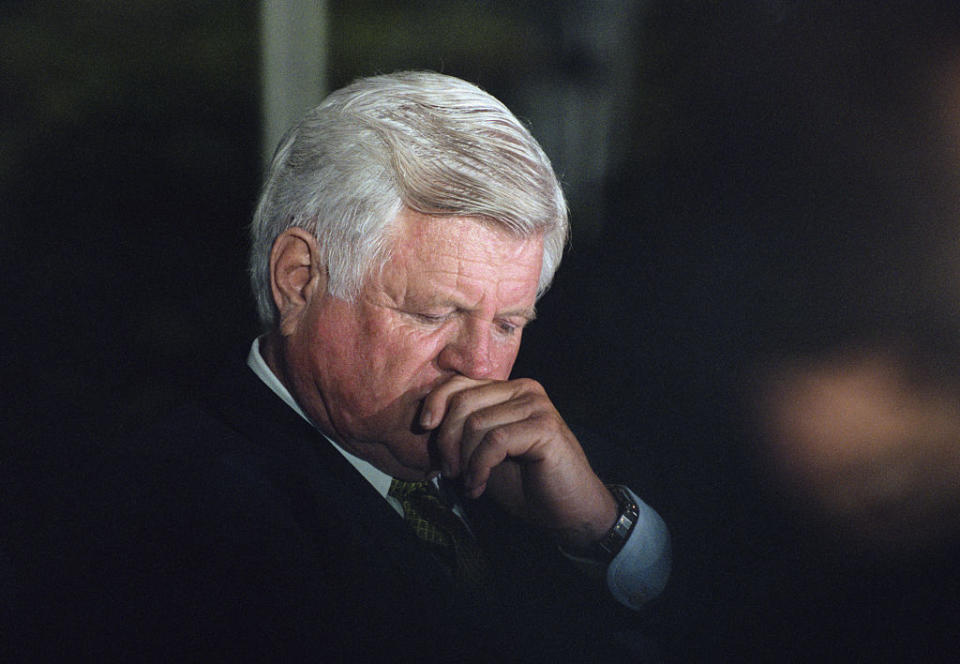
<box><xmin>53</xmin><ymin>359</ymin><xmax>656</xmax><ymax>662</ymax></box>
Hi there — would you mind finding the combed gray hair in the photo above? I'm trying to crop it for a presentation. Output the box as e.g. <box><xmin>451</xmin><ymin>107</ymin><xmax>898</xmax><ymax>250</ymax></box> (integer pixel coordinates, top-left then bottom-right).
<box><xmin>249</xmin><ymin>71</ymin><xmax>569</xmax><ymax>328</ymax></box>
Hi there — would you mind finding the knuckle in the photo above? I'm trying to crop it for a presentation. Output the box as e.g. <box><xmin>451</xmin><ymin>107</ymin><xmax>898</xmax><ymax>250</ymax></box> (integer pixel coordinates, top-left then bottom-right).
<box><xmin>464</xmin><ymin>412</ymin><xmax>486</xmax><ymax>435</ymax></box>
<box><xmin>448</xmin><ymin>390</ymin><xmax>470</xmax><ymax>411</ymax></box>
<box><xmin>532</xmin><ymin>411</ymin><xmax>562</xmax><ymax>435</ymax></box>
<box><xmin>513</xmin><ymin>377</ymin><xmax>543</xmax><ymax>393</ymax></box>
<box><xmin>483</xmin><ymin>427</ymin><xmax>509</xmax><ymax>450</ymax></box>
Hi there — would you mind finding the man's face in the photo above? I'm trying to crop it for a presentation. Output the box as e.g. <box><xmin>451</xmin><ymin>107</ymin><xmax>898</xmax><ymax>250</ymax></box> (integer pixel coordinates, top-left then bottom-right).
<box><xmin>279</xmin><ymin>209</ymin><xmax>544</xmax><ymax>479</ymax></box>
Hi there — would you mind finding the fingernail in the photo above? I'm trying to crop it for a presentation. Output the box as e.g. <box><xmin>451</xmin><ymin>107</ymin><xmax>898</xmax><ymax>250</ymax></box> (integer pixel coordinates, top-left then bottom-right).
<box><xmin>420</xmin><ymin>408</ymin><xmax>434</xmax><ymax>429</ymax></box>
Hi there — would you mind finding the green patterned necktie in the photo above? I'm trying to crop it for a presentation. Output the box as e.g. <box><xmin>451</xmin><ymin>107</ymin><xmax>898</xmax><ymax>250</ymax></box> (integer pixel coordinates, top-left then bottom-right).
<box><xmin>388</xmin><ymin>479</ymin><xmax>493</xmax><ymax>595</ymax></box>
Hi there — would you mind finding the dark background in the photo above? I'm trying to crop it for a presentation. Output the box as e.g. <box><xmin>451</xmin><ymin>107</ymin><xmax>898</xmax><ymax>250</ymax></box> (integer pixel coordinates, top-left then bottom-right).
<box><xmin>5</xmin><ymin>1</ymin><xmax>960</xmax><ymax>660</ymax></box>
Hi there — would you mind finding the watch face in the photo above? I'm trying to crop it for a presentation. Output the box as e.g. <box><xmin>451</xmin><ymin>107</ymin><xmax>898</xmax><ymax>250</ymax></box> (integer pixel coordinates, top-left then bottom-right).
<box><xmin>597</xmin><ymin>486</ymin><xmax>641</xmax><ymax>560</ymax></box>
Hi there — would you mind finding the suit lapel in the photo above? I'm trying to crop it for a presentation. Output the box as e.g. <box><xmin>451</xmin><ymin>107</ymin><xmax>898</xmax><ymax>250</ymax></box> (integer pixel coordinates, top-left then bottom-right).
<box><xmin>200</xmin><ymin>359</ymin><xmax>462</xmax><ymax>593</ymax></box>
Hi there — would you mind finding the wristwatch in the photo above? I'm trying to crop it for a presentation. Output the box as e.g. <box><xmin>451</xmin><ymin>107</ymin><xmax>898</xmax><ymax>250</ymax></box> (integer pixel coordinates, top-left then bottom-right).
<box><xmin>595</xmin><ymin>484</ymin><xmax>640</xmax><ymax>562</ymax></box>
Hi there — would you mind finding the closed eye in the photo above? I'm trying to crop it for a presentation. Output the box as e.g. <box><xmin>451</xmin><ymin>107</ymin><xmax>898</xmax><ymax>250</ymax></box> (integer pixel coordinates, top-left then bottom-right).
<box><xmin>411</xmin><ymin>311</ymin><xmax>452</xmax><ymax>325</ymax></box>
<box><xmin>496</xmin><ymin>318</ymin><xmax>527</xmax><ymax>336</ymax></box>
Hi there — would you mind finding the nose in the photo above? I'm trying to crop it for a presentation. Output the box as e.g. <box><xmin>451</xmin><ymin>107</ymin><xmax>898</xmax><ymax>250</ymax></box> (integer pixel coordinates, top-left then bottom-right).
<box><xmin>437</xmin><ymin>318</ymin><xmax>495</xmax><ymax>379</ymax></box>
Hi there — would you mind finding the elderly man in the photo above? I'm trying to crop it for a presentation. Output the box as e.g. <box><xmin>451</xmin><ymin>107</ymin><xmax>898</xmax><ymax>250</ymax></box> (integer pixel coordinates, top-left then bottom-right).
<box><xmin>111</xmin><ymin>71</ymin><xmax>668</xmax><ymax>661</ymax></box>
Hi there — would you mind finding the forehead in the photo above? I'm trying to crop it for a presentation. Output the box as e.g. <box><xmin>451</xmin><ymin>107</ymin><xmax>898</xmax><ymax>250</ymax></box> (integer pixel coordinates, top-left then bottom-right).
<box><xmin>385</xmin><ymin>211</ymin><xmax>543</xmax><ymax>299</ymax></box>
<box><xmin>398</xmin><ymin>213</ymin><xmax>539</xmax><ymax>258</ymax></box>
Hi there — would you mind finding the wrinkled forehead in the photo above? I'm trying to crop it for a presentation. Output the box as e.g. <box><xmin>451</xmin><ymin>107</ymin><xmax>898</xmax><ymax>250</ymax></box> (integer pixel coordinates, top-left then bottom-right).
<box><xmin>380</xmin><ymin>211</ymin><xmax>543</xmax><ymax>299</ymax></box>
<box><xmin>385</xmin><ymin>211</ymin><xmax>544</xmax><ymax>262</ymax></box>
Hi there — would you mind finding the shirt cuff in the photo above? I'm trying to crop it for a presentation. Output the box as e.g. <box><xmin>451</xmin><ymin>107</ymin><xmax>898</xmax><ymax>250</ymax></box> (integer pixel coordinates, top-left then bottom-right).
<box><xmin>606</xmin><ymin>487</ymin><xmax>671</xmax><ymax>610</ymax></box>
<box><xmin>560</xmin><ymin>486</ymin><xmax>671</xmax><ymax>610</ymax></box>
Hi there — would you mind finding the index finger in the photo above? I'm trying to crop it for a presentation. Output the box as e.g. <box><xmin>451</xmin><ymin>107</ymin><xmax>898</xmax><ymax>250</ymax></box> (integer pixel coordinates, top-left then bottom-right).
<box><xmin>419</xmin><ymin>375</ymin><xmax>493</xmax><ymax>430</ymax></box>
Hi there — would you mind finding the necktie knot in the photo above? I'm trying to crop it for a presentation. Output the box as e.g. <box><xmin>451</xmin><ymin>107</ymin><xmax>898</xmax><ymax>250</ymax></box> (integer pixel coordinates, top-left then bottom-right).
<box><xmin>388</xmin><ymin>478</ymin><xmax>492</xmax><ymax>594</ymax></box>
<box><xmin>388</xmin><ymin>478</ymin><xmax>439</xmax><ymax>502</ymax></box>
<box><xmin>388</xmin><ymin>479</ymin><xmax>451</xmax><ymax>547</ymax></box>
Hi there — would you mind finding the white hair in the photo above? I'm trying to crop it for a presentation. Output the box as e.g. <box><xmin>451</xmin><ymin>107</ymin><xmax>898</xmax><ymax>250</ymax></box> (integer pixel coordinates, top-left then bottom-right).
<box><xmin>249</xmin><ymin>70</ymin><xmax>569</xmax><ymax>328</ymax></box>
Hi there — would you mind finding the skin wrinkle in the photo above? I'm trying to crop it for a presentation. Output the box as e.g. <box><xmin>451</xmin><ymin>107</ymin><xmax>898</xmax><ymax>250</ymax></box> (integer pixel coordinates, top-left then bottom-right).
<box><xmin>265</xmin><ymin>210</ymin><xmax>619</xmax><ymax>548</ymax></box>
<box><xmin>267</xmin><ymin>209</ymin><xmax>543</xmax><ymax>480</ymax></box>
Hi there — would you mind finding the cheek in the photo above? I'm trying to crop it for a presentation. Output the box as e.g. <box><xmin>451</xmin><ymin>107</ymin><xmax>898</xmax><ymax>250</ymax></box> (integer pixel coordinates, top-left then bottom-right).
<box><xmin>490</xmin><ymin>336</ymin><xmax>524</xmax><ymax>378</ymax></box>
<box><xmin>364</xmin><ymin>322</ymin><xmax>448</xmax><ymax>379</ymax></box>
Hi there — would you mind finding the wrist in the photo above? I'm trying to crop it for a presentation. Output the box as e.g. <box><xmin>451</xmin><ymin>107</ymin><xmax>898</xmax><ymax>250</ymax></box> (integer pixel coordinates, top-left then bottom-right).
<box><xmin>557</xmin><ymin>484</ymin><xmax>629</xmax><ymax>558</ymax></box>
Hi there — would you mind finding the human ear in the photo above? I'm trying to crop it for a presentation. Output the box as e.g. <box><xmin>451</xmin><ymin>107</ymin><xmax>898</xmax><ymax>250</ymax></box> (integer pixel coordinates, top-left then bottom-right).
<box><xmin>269</xmin><ymin>227</ymin><xmax>326</xmax><ymax>336</ymax></box>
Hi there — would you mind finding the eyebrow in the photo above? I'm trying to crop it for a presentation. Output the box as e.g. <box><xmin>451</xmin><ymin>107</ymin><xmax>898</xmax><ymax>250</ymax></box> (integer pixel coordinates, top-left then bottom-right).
<box><xmin>501</xmin><ymin>306</ymin><xmax>537</xmax><ymax>322</ymax></box>
<box><xmin>424</xmin><ymin>299</ymin><xmax>537</xmax><ymax>323</ymax></box>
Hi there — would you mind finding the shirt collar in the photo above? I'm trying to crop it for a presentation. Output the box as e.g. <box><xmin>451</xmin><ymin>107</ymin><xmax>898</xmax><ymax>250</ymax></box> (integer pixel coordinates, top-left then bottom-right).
<box><xmin>246</xmin><ymin>336</ymin><xmax>395</xmax><ymax>502</ymax></box>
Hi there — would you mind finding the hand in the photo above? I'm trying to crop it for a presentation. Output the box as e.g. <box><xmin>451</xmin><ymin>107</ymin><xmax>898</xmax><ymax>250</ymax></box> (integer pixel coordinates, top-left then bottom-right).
<box><xmin>420</xmin><ymin>375</ymin><xmax>618</xmax><ymax>551</ymax></box>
